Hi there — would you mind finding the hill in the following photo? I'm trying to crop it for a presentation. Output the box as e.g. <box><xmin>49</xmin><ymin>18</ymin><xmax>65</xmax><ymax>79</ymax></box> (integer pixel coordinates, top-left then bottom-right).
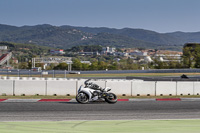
<box><xmin>0</xmin><ymin>24</ymin><xmax>92</xmax><ymax>49</ymax></box>
<box><xmin>166</xmin><ymin>31</ymin><xmax>200</xmax><ymax>43</ymax></box>
<box><xmin>1</xmin><ymin>24</ymin><xmax>200</xmax><ymax>50</ymax></box>
<box><xmin>74</xmin><ymin>26</ymin><xmax>182</xmax><ymax>45</ymax></box>
<box><xmin>70</xmin><ymin>32</ymin><xmax>160</xmax><ymax>49</ymax></box>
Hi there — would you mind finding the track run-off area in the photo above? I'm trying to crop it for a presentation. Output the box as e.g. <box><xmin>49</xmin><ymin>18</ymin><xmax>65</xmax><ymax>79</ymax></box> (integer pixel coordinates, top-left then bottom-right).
<box><xmin>0</xmin><ymin>101</ymin><xmax>200</xmax><ymax>132</ymax></box>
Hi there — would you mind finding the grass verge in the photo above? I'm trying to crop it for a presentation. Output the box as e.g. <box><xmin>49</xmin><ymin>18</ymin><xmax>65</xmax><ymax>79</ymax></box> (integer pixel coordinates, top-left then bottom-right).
<box><xmin>2</xmin><ymin>72</ymin><xmax>200</xmax><ymax>78</ymax></box>
<box><xmin>66</xmin><ymin>73</ymin><xmax>200</xmax><ymax>78</ymax></box>
<box><xmin>0</xmin><ymin>120</ymin><xmax>200</xmax><ymax>133</ymax></box>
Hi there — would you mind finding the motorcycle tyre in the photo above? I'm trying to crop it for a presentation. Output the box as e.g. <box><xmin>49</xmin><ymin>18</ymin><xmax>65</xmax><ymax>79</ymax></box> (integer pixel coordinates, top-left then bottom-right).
<box><xmin>76</xmin><ymin>92</ymin><xmax>89</xmax><ymax>104</ymax></box>
<box><xmin>105</xmin><ymin>93</ymin><xmax>117</xmax><ymax>104</ymax></box>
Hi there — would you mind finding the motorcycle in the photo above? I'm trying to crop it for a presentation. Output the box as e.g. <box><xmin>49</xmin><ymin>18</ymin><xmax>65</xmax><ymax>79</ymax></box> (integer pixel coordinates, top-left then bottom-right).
<box><xmin>76</xmin><ymin>79</ymin><xmax>117</xmax><ymax>104</ymax></box>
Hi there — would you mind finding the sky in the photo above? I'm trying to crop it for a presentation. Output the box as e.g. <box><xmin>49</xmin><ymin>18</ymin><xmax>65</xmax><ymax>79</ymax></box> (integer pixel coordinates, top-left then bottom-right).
<box><xmin>0</xmin><ymin>0</ymin><xmax>200</xmax><ymax>33</ymax></box>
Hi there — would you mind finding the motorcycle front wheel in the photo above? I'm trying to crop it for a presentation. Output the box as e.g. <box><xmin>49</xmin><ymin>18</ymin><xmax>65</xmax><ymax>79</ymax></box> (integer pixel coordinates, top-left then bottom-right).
<box><xmin>76</xmin><ymin>92</ymin><xmax>89</xmax><ymax>104</ymax></box>
<box><xmin>105</xmin><ymin>93</ymin><xmax>117</xmax><ymax>104</ymax></box>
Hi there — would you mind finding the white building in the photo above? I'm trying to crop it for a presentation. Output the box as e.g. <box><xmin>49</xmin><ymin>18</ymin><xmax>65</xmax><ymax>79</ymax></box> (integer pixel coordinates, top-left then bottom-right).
<box><xmin>155</xmin><ymin>54</ymin><xmax>182</xmax><ymax>62</ymax></box>
<box><xmin>113</xmin><ymin>52</ymin><xmax>129</xmax><ymax>56</ymax></box>
<box><xmin>102</xmin><ymin>47</ymin><xmax>116</xmax><ymax>54</ymax></box>
<box><xmin>144</xmin><ymin>56</ymin><xmax>153</xmax><ymax>62</ymax></box>
<box><xmin>0</xmin><ymin>46</ymin><xmax>8</xmax><ymax>50</ymax></box>
<box><xmin>129</xmin><ymin>50</ymin><xmax>147</xmax><ymax>56</ymax></box>
<box><xmin>81</xmin><ymin>61</ymin><xmax>91</xmax><ymax>65</ymax></box>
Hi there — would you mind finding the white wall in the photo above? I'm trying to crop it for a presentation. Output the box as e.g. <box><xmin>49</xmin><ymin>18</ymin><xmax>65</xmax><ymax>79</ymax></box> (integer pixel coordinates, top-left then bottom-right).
<box><xmin>0</xmin><ymin>80</ymin><xmax>13</xmax><ymax>95</ymax></box>
<box><xmin>0</xmin><ymin>77</ymin><xmax>200</xmax><ymax>96</ymax></box>
<box><xmin>156</xmin><ymin>82</ymin><xmax>177</xmax><ymax>96</ymax></box>
<box><xmin>177</xmin><ymin>82</ymin><xmax>194</xmax><ymax>96</ymax></box>
<box><xmin>47</xmin><ymin>79</ymin><xmax>77</xmax><ymax>95</ymax></box>
<box><xmin>105</xmin><ymin>80</ymin><xmax>132</xmax><ymax>96</ymax></box>
<box><xmin>132</xmin><ymin>81</ymin><xmax>156</xmax><ymax>96</ymax></box>
<box><xmin>14</xmin><ymin>80</ymin><xmax>46</xmax><ymax>95</ymax></box>
<box><xmin>194</xmin><ymin>82</ymin><xmax>200</xmax><ymax>95</ymax></box>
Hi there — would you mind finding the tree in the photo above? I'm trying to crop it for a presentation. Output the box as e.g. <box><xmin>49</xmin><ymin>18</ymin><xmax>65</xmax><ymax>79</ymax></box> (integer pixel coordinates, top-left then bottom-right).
<box><xmin>108</xmin><ymin>62</ymin><xmax>117</xmax><ymax>70</ymax></box>
<box><xmin>54</xmin><ymin>63</ymin><xmax>68</xmax><ymax>70</ymax></box>
<box><xmin>194</xmin><ymin>46</ymin><xmax>200</xmax><ymax>68</ymax></box>
<box><xmin>82</xmin><ymin>63</ymin><xmax>90</xmax><ymax>70</ymax></box>
<box><xmin>72</xmin><ymin>58</ymin><xmax>82</xmax><ymax>70</ymax></box>
<box><xmin>183</xmin><ymin>47</ymin><xmax>194</xmax><ymax>68</ymax></box>
<box><xmin>46</xmin><ymin>63</ymin><xmax>56</xmax><ymax>70</ymax></box>
<box><xmin>18</xmin><ymin>62</ymin><xmax>29</xmax><ymax>69</ymax></box>
<box><xmin>90</xmin><ymin>61</ymin><xmax>98</xmax><ymax>70</ymax></box>
<box><xmin>98</xmin><ymin>61</ymin><xmax>108</xmax><ymax>70</ymax></box>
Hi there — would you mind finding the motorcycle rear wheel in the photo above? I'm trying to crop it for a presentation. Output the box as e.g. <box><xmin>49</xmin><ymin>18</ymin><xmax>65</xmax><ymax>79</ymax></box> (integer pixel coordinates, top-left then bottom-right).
<box><xmin>76</xmin><ymin>92</ymin><xmax>89</xmax><ymax>104</ymax></box>
<box><xmin>105</xmin><ymin>93</ymin><xmax>117</xmax><ymax>104</ymax></box>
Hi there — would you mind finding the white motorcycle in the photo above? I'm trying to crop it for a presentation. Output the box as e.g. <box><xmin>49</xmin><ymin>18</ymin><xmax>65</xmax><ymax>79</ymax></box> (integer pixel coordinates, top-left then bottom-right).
<box><xmin>76</xmin><ymin>79</ymin><xmax>117</xmax><ymax>104</ymax></box>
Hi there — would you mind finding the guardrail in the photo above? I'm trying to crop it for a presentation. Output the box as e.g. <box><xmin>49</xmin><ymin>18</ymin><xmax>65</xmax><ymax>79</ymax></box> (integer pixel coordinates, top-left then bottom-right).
<box><xmin>1</xmin><ymin>68</ymin><xmax>200</xmax><ymax>78</ymax></box>
<box><xmin>0</xmin><ymin>77</ymin><xmax>199</xmax><ymax>96</ymax></box>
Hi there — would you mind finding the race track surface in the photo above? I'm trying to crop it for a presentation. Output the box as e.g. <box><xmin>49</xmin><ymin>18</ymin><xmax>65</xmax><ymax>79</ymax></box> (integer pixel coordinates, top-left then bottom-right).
<box><xmin>0</xmin><ymin>101</ymin><xmax>200</xmax><ymax>121</ymax></box>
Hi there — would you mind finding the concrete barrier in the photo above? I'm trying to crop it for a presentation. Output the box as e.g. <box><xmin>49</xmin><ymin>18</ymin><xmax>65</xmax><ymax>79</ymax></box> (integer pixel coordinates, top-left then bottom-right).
<box><xmin>7</xmin><ymin>77</ymin><xmax>20</xmax><ymax>80</ymax></box>
<box><xmin>0</xmin><ymin>80</ymin><xmax>14</xmax><ymax>95</ymax></box>
<box><xmin>194</xmin><ymin>82</ymin><xmax>200</xmax><ymax>95</ymax></box>
<box><xmin>47</xmin><ymin>80</ymin><xmax>77</xmax><ymax>96</ymax></box>
<box><xmin>177</xmin><ymin>82</ymin><xmax>194</xmax><ymax>96</ymax></box>
<box><xmin>156</xmin><ymin>81</ymin><xmax>177</xmax><ymax>96</ymax></box>
<box><xmin>106</xmin><ymin>80</ymin><xmax>132</xmax><ymax>96</ymax></box>
<box><xmin>14</xmin><ymin>80</ymin><xmax>46</xmax><ymax>95</ymax></box>
<box><xmin>1</xmin><ymin>76</ymin><xmax>8</xmax><ymax>80</ymax></box>
<box><xmin>1</xmin><ymin>77</ymin><xmax>200</xmax><ymax>96</ymax></box>
<box><xmin>132</xmin><ymin>81</ymin><xmax>156</xmax><ymax>96</ymax></box>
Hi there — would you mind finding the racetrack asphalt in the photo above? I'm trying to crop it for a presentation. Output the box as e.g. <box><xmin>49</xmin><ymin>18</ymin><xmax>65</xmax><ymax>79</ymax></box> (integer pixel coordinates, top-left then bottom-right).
<box><xmin>0</xmin><ymin>101</ymin><xmax>200</xmax><ymax>121</ymax></box>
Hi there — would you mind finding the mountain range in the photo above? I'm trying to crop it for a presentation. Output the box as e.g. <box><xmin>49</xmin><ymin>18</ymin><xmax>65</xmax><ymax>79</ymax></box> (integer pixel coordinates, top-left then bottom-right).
<box><xmin>0</xmin><ymin>24</ymin><xmax>200</xmax><ymax>51</ymax></box>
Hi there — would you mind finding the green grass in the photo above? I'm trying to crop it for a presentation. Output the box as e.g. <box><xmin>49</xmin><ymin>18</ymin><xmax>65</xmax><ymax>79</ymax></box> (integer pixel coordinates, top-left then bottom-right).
<box><xmin>0</xmin><ymin>120</ymin><xmax>200</xmax><ymax>133</ymax></box>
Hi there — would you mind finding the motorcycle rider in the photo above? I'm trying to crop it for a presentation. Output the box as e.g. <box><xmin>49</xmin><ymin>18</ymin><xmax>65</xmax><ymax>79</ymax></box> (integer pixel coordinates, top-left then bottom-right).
<box><xmin>76</xmin><ymin>79</ymin><xmax>117</xmax><ymax>104</ymax></box>
<box><xmin>84</xmin><ymin>79</ymin><xmax>103</xmax><ymax>91</ymax></box>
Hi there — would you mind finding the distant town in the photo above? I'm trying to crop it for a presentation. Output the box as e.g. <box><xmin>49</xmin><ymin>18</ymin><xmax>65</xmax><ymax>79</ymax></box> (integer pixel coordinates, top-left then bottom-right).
<box><xmin>0</xmin><ymin>42</ymin><xmax>197</xmax><ymax>71</ymax></box>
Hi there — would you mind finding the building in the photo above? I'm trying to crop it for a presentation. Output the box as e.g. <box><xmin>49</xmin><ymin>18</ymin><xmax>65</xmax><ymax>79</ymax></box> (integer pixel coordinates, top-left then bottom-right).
<box><xmin>102</xmin><ymin>47</ymin><xmax>116</xmax><ymax>54</ymax></box>
<box><xmin>50</xmin><ymin>49</ymin><xmax>65</xmax><ymax>55</ymax></box>
<box><xmin>12</xmin><ymin>57</ymin><xmax>18</xmax><ymax>64</ymax></box>
<box><xmin>113</xmin><ymin>52</ymin><xmax>129</xmax><ymax>56</ymax></box>
<box><xmin>129</xmin><ymin>50</ymin><xmax>147</xmax><ymax>56</ymax></box>
<box><xmin>78</xmin><ymin>52</ymin><xmax>99</xmax><ymax>56</ymax></box>
<box><xmin>144</xmin><ymin>56</ymin><xmax>153</xmax><ymax>62</ymax></box>
<box><xmin>80</xmin><ymin>61</ymin><xmax>91</xmax><ymax>65</ymax></box>
<box><xmin>154</xmin><ymin>50</ymin><xmax>182</xmax><ymax>62</ymax></box>
<box><xmin>0</xmin><ymin>46</ymin><xmax>8</xmax><ymax>50</ymax></box>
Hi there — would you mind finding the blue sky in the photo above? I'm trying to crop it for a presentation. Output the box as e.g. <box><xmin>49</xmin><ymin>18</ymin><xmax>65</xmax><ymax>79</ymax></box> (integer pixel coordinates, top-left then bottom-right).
<box><xmin>0</xmin><ymin>0</ymin><xmax>200</xmax><ymax>33</ymax></box>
